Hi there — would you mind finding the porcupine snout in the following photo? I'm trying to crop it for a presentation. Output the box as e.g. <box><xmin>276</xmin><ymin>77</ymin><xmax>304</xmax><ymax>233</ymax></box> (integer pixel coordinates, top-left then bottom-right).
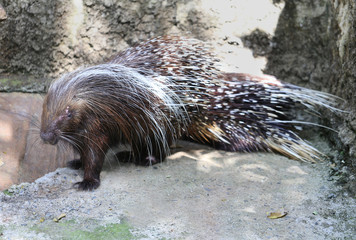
<box><xmin>40</xmin><ymin>127</ymin><xmax>59</xmax><ymax>145</ymax></box>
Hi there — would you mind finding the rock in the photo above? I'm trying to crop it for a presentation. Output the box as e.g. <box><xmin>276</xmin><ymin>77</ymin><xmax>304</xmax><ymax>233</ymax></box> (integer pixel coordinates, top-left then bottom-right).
<box><xmin>0</xmin><ymin>3</ymin><xmax>7</xmax><ymax>21</ymax></box>
<box><xmin>0</xmin><ymin>93</ymin><xmax>72</xmax><ymax>190</ymax></box>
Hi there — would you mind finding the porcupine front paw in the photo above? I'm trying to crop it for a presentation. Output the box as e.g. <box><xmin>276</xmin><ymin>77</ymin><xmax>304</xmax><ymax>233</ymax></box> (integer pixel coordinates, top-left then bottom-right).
<box><xmin>67</xmin><ymin>159</ymin><xmax>82</xmax><ymax>169</ymax></box>
<box><xmin>74</xmin><ymin>179</ymin><xmax>100</xmax><ymax>191</ymax></box>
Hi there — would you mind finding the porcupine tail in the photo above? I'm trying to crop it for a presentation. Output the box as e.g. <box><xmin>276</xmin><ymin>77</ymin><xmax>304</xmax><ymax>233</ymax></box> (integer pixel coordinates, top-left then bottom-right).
<box><xmin>187</xmin><ymin>73</ymin><xmax>342</xmax><ymax>162</ymax></box>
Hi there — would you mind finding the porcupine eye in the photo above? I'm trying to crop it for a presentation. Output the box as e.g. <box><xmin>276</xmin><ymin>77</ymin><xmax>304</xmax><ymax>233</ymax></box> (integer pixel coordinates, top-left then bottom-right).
<box><xmin>64</xmin><ymin>106</ymin><xmax>73</xmax><ymax>120</ymax></box>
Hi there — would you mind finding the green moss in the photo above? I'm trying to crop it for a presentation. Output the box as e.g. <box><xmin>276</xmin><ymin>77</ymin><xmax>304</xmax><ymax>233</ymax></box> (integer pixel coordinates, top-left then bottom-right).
<box><xmin>65</xmin><ymin>223</ymin><xmax>134</xmax><ymax>240</ymax></box>
<box><xmin>2</xmin><ymin>189</ymin><xmax>13</xmax><ymax>196</ymax></box>
<box><xmin>31</xmin><ymin>219</ymin><xmax>137</xmax><ymax>240</ymax></box>
<box><xmin>0</xmin><ymin>75</ymin><xmax>47</xmax><ymax>92</ymax></box>
<box><xmin>0</xmin><ymin>77</ymin><xmax>22</xmax><ymax>88</ymax></box>
<box><xmin>0</xmin><ymin>78</ymin><xmax>9</xmax><ymax>84</ymax></box>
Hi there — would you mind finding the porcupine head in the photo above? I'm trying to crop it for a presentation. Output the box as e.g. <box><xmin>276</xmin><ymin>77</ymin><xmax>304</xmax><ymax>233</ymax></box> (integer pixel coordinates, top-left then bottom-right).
<box><xmin>40</xmin><ymin>71</ymin><xmax>90</xmax><ymax>185</ymax></box>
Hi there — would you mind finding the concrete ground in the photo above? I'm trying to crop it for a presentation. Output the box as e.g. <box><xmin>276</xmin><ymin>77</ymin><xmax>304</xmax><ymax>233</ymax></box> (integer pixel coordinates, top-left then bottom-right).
<box><xmin>1</xmin><ymin>141</ymin><xmax>355</xmax><ymax>240</ymax></box>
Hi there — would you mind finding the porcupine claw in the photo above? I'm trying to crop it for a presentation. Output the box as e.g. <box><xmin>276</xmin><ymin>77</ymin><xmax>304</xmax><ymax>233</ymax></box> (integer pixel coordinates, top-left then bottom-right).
<box><xmin>74</xmin><ymin>179</ymin><xmax>100</xmax><ymax>191</ymax></box>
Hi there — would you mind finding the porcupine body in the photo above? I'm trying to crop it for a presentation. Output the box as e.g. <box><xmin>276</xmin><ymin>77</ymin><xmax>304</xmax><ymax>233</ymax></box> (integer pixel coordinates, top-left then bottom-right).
<box><xmin>40</xmin><ymin>36</ymin><xmax>338</xmax><ymax>190</ymax></box>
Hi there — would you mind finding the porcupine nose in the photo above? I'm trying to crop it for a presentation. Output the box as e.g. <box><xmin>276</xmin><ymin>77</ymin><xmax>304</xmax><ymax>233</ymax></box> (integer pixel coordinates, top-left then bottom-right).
<box><xmin>40</xmin><ymin>131</ymin><xmax>58</xmax><ymax>145</ymax></box>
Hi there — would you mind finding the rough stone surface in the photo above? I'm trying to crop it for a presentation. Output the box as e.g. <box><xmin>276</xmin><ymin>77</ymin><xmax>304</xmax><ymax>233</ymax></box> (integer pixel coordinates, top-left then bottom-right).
<box><xmin>0</xmin><ymin>0</ymin><xmax>284</xmax><ymax>87</ymax></box>
<box><xmin>246</xmin><ymin>0</ymin><xmax>356</xmax><ymax>187</ymax></box>
<box><xmin>330</xmin><ymin>0</ymin><xmax>356</xmax><ymax>171</ymax></box>
<box><xmin>0</xmin><ymin>3</ymin><xmax>6</xmax><ymax>21</ymax></box>
<box><xmin>0</xmin><ymin>142</ymin><xmax>355</xmax><ymax>239</ymax></box>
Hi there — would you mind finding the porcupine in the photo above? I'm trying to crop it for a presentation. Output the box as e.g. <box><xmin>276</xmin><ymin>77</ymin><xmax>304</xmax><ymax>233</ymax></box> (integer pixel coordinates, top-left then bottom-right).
<box><xmin>40</xmin><ymin>36</ymin><xmax>339</xmax><ymax>190</ymax></box>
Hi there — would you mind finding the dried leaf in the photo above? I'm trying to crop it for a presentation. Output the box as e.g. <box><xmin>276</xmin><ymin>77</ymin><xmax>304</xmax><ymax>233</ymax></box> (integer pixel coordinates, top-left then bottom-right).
<box><xmin>53</xmin><ymin>213</ymin><xmax>66</xmax><ymax>222</ymax></box>
<box><xmin>267</xmin><ymin>211</ymin><xmax>288</xmax><ymax>219</ymax></box>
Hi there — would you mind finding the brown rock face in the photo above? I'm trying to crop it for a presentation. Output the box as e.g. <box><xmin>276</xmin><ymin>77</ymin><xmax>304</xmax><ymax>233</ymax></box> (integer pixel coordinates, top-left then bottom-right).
<box><xmin>0</xmin><ymin>4</ymin><xmax>6</xmax><ymax>21</ymax></box>
<box><xmin>0</xmin><ymin>93</ymin><xmax>73</xmax><ymax>190</ymax></box>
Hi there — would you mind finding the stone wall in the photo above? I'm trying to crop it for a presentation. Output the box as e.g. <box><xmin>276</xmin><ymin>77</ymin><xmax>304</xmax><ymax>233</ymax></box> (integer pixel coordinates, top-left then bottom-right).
<box><xmin>0</xmin><ymin>0</ymin><xmax>284</xmax><ymax>90</ymax></box>
<box><xmin>331</xmin><ymin>0</ymin><xmax>356</xmax><ymax>170</ymax></box>
<box><xmin>261</xmin><ymin>0</ymin><xmax>356</xmax><ymax>179</ymax></box>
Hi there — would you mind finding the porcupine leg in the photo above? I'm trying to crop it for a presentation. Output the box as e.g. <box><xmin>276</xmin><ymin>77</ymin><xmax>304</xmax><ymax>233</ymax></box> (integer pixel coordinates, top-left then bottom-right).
<box><xmin>74</xmin><ymin>134</ymin><xmax>108</xmax><ymax>191</ymax></box>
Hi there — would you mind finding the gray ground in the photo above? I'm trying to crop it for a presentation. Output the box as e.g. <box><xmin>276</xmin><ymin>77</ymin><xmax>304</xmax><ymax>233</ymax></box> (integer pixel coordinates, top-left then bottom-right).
<box><xmin>1</xmin><ymin>141</ymin><xmax>355</xmax><ymax>240</ymax></box>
